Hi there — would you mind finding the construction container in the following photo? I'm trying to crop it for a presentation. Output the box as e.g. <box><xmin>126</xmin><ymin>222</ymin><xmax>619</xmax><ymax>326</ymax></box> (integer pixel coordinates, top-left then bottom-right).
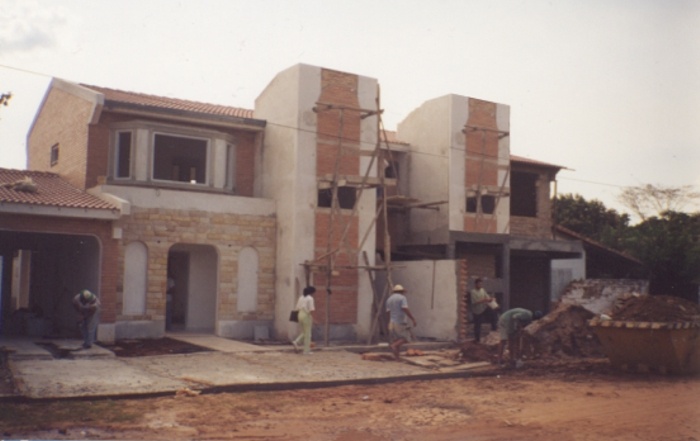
<box><xmin>589</xmin><ymin>317</ymin><xmax>700</xmax><ymax>375</ymax></box>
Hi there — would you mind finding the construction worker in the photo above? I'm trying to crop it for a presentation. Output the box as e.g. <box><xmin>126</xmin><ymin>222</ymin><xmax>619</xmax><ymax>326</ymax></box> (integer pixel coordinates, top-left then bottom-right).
<box><xmin>72</xmin><ymin>289</ymin><xmax>100</xmax><ymax>349</ymax></box>
<box><xmin>469</xmin><ymin>278</ymin><xmax>499</xmax><ymax>343</ymax></box>
<box><xmin>497</xmin><ymin>308</ymin><xmax>542</xmax><ymax>368</ymax></box>
<box><xmin>385</xmin><ymin>284</ymin><xmax>417</xmax><ymax>360</ymax></box>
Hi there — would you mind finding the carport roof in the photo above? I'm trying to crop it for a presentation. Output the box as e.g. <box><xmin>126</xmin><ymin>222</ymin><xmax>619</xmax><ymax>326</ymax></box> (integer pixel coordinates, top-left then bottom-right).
<box><xmin>0</xmin><ymin>168</ymin><xmax>117</xmax><ymax>211</ymax></box>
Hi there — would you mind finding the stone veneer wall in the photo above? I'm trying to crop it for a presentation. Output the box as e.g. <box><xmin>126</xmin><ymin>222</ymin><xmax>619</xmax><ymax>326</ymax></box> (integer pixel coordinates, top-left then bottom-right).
<box><xmin>115</xmin><ymin>206</ymin><xmax>276</xmax><ymax>337</ymax></box>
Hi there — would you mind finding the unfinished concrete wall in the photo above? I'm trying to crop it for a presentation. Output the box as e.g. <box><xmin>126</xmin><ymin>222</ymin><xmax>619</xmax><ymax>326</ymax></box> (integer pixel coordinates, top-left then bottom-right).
<box><xmin>380</xmin><ymin>259</ymin><xmax>461</xmax><ymax>341</ymax></box>
<box><xmin>396</xmin><ymin>95</ymin><xmax>510</xmax><ymax>245</ymax></box>
<box><xmin>396</xmin><ymin>96</ymin><xmax>452</xmax><ymax>245</ymax></box>
<box><xmin>256</xmin><ymin>64</ymin><xmax>378</xmax><ymax>341</ymax></box>
<box><xmin>256</xmin><ymin>64</ymin><xmax>319</xmax><ymax>340</ymax></box>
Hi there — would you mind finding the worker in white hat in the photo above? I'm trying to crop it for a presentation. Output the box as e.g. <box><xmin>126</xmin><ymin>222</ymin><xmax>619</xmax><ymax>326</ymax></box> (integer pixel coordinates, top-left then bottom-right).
<box><xmin>385</xmin><ymin>284</ymin><xmax>417</xmax><ymax>360</ymax></box>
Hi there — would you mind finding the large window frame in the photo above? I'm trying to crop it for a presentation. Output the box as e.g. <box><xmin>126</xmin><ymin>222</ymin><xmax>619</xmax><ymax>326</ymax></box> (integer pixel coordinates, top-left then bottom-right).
<box><xmin>151</xmin><ymin>132</ymin><xmax>210</xmax><ymax>185</ymax></box>
<box><xmin>109</xmin><ymin>121</ymin><xmax>237</xmax><ymax>192</ymax></box>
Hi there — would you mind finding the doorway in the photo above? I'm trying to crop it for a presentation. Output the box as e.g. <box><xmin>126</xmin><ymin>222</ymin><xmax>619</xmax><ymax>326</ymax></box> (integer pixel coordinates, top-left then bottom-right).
<box><xmin>166</xmin><ymin>244</ymin><xmax>217</xmax><ymax>332</ymax></box>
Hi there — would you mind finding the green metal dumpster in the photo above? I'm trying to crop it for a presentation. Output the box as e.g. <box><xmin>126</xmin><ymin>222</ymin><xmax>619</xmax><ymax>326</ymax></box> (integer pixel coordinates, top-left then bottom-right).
<box><xmin>589</xmin><ymin>317</ymin><xmax>700</xmax><ymax>375</ymax></box>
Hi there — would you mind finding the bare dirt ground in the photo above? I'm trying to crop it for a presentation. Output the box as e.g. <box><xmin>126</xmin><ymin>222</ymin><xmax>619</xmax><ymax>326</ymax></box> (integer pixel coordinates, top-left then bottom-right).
<box><xmin>1</xmin><ymin>354</ymin><xmax>699</xmax><ymax>441</ymax></box>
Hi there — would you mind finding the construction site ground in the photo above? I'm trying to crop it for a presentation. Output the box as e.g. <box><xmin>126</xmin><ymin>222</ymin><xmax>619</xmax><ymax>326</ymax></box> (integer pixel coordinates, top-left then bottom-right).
<box><xmin>1</xmin><ymin>333</ymin><xmax>699</xmax><ymax>441</ymax></box>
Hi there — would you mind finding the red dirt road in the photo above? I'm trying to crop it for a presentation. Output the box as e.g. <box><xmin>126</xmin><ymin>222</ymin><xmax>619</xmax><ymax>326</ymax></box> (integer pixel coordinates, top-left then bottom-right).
<box><xmin>3</xmin><ymin>359</ymin><xmax>699</xmax><ymax>441</ymax></box>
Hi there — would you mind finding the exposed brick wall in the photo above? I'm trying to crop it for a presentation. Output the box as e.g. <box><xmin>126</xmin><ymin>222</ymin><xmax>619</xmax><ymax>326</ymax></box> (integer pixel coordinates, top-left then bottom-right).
<box><xmin>0</xmin><ymin>214</ymin><xmax>119</xmax><ymax>323</ymax></box>
<box><xmin>510</xmin><ymin>172</ymin><xmax>553</xmax><ymax>238</ymax></box>
<box><xmin>465</xmin><ymin>253</ymin><xmax>496</xmax><ymax>279</ymax></box>
<box><xmin>463</xmin><ymin>216</ymin><xmax>497</xmax><ymax>233</ymax></box>
<box><xmin>313</xmin><ymin>69</ymin><xmax>363</xmax><ymax>325</ymax></box>
<box><xmin>86</xmin><ymin>112</ymin><xmax>134</xmax><ymax>188</ymax></box>
<box><xmin>28</xmin><ymin>87</ymin><xmax>92</xmax><ymax>188</ymax></box>
<box><xmin>313</xmin><ymin>211</ymin><xmax>359</xmax><ymax>324</ymax></box>
<box><xmin>457</xmin><ymin>259</ymin><xmax>469</xmax><ymax>342</ymax></box>
<box><xmin>116</xmin><ymin>207</ymin><xmax>276</xmax><ymax>322</ymax></box>
<box><xmin>463</xmin><ymin>98</ymin><xmax>502</xmax><ymax>234</ymax></box>
<box><xmin>235</xmin><ymin>131</ymin><xmax>257</xmax><ymax>197</ymax></box>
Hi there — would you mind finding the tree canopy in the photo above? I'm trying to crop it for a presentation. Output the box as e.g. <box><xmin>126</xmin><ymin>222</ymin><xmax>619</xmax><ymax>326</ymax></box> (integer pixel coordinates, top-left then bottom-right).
<box><xmin>554</xmin><ymin>191</ymin><xmax>700</xmax><ymax>299</ymax></box>
<box><xmin>553</xmin><ymin>193</ymin><xmax>630</xmax><ymax>249</ymax></box>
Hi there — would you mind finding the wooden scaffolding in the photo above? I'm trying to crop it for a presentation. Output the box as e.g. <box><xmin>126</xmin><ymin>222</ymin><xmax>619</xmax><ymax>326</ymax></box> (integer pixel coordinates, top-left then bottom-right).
<box><xmin>301</xmin><ymin>89</ymin><xmax>407</xmax><ymax>346</ymax></box>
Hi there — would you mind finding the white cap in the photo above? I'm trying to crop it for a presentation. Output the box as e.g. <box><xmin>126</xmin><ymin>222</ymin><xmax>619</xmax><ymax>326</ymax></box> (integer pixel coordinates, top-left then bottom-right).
<box><xmin>392</xmin><ymin>284</ymin><xmax>405</xmax><ymax>293</ymax></box>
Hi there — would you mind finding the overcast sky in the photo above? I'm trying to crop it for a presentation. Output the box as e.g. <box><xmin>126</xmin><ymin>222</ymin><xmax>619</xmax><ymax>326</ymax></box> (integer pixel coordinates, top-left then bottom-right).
<box><xmin>1</xmin><ymin>0</ymin><xmax>699</xmax><ymax>218</ymax></box>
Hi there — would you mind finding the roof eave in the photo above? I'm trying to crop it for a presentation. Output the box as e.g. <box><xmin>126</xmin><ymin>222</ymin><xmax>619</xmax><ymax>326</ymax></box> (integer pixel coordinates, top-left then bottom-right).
<box><xmin>103</xmin><ymin>100</ymin><xmax>266</xmax><ymax>131</ymax></box>
<box><xmin>0</xmin><ymin>202</ymin><xmax>121</xmax><ymax>220</ymax></box>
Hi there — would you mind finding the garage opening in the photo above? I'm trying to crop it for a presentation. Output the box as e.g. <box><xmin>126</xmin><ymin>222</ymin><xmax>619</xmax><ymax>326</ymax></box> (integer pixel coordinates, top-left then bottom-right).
<box><xmin>0</xmin><ymin>231</ymin><xmax>100</xmax><ymax>338</ymax></box>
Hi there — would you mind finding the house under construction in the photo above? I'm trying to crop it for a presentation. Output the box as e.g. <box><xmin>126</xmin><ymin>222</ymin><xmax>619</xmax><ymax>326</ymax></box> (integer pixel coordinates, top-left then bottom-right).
<box><xmin>1</xmin><ymin>63</ymin><xmax>582</xmax><ymax>344</ymax></box>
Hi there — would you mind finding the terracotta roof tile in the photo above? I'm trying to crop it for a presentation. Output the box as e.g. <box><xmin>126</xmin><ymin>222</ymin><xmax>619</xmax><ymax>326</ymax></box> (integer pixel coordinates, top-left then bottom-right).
<box><xmin>80</xmin><ymin>84</ymin><xmax>255</xmax><ymax>119</ymax></box>
<box><xmin>510</xmin><ymin>154</ymin><xmax>565</xmax><ymax>170</ymax></box>
<box><xmin>0</xmin><ymin>168</ymin><xmax>116</xmax><ymax>211</ymax></box>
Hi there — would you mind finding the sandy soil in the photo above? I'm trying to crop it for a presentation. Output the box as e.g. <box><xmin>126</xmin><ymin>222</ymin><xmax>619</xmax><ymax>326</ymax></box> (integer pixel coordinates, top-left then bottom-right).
<box><xmin>2</xmin><ymin>358</ymin><xmax>699</xmax><ymax>441</ymax></box>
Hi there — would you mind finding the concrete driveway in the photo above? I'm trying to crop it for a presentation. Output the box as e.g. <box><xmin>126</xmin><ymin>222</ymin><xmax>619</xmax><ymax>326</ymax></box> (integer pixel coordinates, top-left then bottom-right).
<box><xmin>1</xmin><ymin>334</ymin><xmax>490</xmax><ymax>399</ymax></box>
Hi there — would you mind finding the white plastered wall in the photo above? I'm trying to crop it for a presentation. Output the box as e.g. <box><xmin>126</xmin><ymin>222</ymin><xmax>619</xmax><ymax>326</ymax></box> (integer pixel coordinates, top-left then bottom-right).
<box><xmin>255</xmin><ymin>64</ymin><xmax>321</xmax><ymax>339</ymax></box>
<box><xmin>256</xmin><ymin>64</ymin><xmax>380</xmax><ymax>340</ymax></box>
<box><xmin>494</xmin><ymin>103</ymin><xmax>511</xmax><ymax>233</ymax></box>
<box><xmin>355</xmin><ymin>74</ymin><xmax>379</xmax><ymax>339</ymax></box>
<box><xmin>397</xmin><ymin>95</ymin><xmax>512</xmax><ymax>241</ymax></box>
<box><xmin>378</xmin><ymin>259</ymin><xmax>460</xmax><ymax>341</ymax></box>
<box><xmin>396</xmin><ymin>96</ymin><xmax>453</xmax><ymax>244</ymax></box>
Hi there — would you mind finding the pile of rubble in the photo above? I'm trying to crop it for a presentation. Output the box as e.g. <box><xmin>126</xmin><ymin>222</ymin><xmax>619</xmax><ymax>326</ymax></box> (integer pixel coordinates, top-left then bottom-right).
<box><xmin>611</xmin><ymin>294</ymin><xmax>700</xmax><ymax>322</ymax></box>
<box><xmin>459</xmin><ymin>340</ymin><xmax>497</xmax><ymax>363</ymax></box>
<box><xmin>523</xmin><ymin>303</ymin><xmax>602</xmax><ymax>358</ymax></box>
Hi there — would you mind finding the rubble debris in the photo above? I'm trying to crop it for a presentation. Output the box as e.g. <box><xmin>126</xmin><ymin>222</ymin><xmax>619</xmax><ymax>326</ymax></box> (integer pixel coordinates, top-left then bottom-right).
<box><xmin>405</xmin><ymin>348</ymin><xmax>425</xmax><ymax>357</ymax></box>
<box><xmin>612</xmin><ymin>295</ymin><xmax>700</xmax><ymax>322</ymax></box>
<box><xmin>175</xmin><ymin>387</ymin><xmax>201</xmax><ymax>397</ymax></box>
<box><xmin>459</xmin><ymin>341</ymin><xmax>496</xmax><ymax>363</ymax></box>
<box><xmin>560</xmin><ymin>279</ymin><xmax>648</xmax><ymax>315</ymax></box>
<box><xmin>361</xmin><ymin>352</ymin><xmax>396</xmax><ymax>362</ymax></box>
<box><xmin>524</xmin><ymin>303</ymin><xmax>602</xmax><ymax>358</ymax></box>
<box><xmin>2</xmin><ymin>177</ymin><xmax>38</xmax><ymax>193</ymax></box>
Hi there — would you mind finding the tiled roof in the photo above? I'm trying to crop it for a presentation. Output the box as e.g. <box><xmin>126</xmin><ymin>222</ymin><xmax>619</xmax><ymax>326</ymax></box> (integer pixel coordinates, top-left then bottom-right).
<box><xmin>0</xmin><ymin>168</ymin><xmax>116</xmax><ymax>211</ymax></box>
<box><xmin>80</xmin><ymin>84</ymin><xmax>255</xmax><ymax>120</ymax></box>
<box><xmin>510</xmin><ymin>154</ymin><xmax>565</xmax><ymax>170</ymax></box>
<box><xmin>554</xmin><ymin>224</ymin><xmax>642</xmax><ymax>265</ymax></box>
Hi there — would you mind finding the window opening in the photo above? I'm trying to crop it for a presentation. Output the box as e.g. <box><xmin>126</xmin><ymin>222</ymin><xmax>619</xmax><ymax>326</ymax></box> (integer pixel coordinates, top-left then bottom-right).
<box><xmin>510</xmin><ymin>171</ymin><xmax>538</xmax><ymax>217</ymax></box>
<box><xmin>318</xmin><ymin>186</ymin><xmax>357</xmax><ymax>209</ymax></box>
<box><xmin>50</xmin><ymin>144</ymin><xmax>59</xmax><ymax>167</ymax></box>
<box><xmin>115</xmin><ymin>131</ymin><xmax>132</xmax><ymax>178</ymax></box>
<box><xmin>466</xmin><ymin>195</ymin><xmax>496</xmax><ymax>214</ymax></box>
<box><xmin>152</xmin><ymin>133</ymin><xmax>208</xmax><ymax>184</ymax></box>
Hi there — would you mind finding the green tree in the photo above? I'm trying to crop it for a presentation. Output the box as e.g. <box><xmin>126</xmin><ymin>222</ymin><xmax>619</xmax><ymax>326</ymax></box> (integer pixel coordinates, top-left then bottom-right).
<box><xmin>553</xmin><ymin>193</ymin><xmax>630</xmax><ymax>249</ymax></box>
<box><xmin>624</xmin><ymin>211</ymin><xmax>700</xmax><ymax>299</ymax></box>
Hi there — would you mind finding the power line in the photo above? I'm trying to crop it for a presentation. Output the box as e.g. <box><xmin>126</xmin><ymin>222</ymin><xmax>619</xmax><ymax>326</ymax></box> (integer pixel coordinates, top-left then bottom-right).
<box><xmin>0</xmin><ymin>63</ymin><xmax>640</xmax><ymax>192</ymax></box>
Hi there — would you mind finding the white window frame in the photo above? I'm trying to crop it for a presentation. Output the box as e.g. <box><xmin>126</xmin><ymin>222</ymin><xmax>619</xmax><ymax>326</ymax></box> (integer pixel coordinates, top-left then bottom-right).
<box><xmin>150</xmin><ymin>131</ymin><xmax>211</xmax><ymax>186</ymax></box>
<box><xmin>114</xmin><ymin>130</ymin><xmax>134</xmax><ymax>180</ymax></box>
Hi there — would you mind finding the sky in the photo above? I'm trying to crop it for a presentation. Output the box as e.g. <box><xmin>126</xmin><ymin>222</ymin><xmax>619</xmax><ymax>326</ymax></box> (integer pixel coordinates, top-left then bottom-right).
<box><xmin>1</xmin><ymin>0</ymin><xmax>699</xmax><ymax>219</ymax></box>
